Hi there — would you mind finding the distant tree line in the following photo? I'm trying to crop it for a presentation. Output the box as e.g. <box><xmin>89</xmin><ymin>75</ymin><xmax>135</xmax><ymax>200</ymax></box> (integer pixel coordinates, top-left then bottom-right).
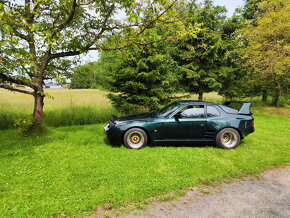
<box><xmin>70</xmin><ymin>0</ymin><xmax>289</xmax><ymax>112</ymax></box>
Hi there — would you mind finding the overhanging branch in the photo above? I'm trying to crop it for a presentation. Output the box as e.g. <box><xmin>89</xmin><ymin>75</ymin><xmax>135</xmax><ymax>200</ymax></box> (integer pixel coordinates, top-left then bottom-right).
<box><xmin>50</xmin><ymin>37</ymin><xmax>169</xmax><ymax>59</ymax></box>
<box><xmin>0</xmin><ymin>73</ymin><xmax>34</xmax><ymax>88</ymax></box>
<box><xmin>50</xmin><ymin>50</ymin><xmax>81</xmax><ymax>59</ymax></box>
<box><xmin>133</xmin><ymin>0</ymin><xmax>178</xmax><ymax>40</ymax></box>
<box><xmin>100</xmin><ymin>37</ymin><xmax>168</xmax><ymax>51</ymax></box>
<box><xmin>13</xmin><ymin>28</ymin><xmax>28</xmax><ymax>41</ymax></box>
<box><xmin>2</xmin><ymin>84</ymin><xmax>35</xmax><ymax>96</ymax></box>
<box><xmin>53</xmin><ymin>0</ymin><xmax>77</xmax><ymax>30</ymax></box>
<box><xmin>50</xmin><ymin>0</ymin><xmax>177</xmax><ymax>59</ymax></box>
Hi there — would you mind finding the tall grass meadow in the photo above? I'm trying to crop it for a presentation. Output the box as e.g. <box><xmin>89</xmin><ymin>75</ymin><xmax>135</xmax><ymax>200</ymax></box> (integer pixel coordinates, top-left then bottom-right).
<box><xmin>0</xmin><ymin>88</ymin><xmax>288</xmax><ymax>130</ymax></box>
<box><xmin>0</xmin><ymin>89</ymin><xmax>119</xmax><ymax>129</ymax></box>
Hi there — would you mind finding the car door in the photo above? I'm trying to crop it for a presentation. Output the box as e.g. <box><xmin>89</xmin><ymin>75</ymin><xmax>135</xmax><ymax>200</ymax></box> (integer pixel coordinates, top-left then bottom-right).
<box><xmin>160</xmin><ymin>105</ymin><xmax>207</xmax><ymax>141</ymax></box>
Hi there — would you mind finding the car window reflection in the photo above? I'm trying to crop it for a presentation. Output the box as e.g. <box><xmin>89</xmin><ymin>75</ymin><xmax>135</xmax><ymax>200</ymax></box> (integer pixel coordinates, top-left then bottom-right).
<box><xmin>177</xmin><ymin>105</ymin><xmax>205</xmax><ymax>118</ymax></box>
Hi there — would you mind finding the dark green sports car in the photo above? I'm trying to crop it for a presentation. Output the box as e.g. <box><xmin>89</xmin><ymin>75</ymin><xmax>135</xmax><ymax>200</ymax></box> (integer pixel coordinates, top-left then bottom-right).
<box><xmin>104</xmin><ymin>101</ymin><xmax>254</xmax><ymax>149</ymax></box>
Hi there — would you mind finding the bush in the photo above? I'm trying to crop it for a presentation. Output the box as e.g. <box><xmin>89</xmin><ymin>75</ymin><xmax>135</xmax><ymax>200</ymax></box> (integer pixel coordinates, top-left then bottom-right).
<box><xmin>14</xmin><ymin>115</ymin><xmax>45</xmax><ymax>136</ymax></box>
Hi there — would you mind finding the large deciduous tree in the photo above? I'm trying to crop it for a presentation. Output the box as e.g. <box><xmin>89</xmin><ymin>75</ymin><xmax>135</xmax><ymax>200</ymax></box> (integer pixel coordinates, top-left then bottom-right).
<box><xmin>0</xmin><ymin>0</ymin><xmax>179</xmax><ymax>123</ymax></box>
<box><xmin>237</xmin><ymin>0</ymin><xmax>289</xmax><ymax>106</ymax></box>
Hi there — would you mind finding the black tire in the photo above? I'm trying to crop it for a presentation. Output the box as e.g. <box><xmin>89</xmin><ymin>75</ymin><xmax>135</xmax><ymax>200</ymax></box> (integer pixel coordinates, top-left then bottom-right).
<box><xmin>216</xmin><ymin>128</ymin><xmax>240</xmax><ymax>149</ymax></box>
<box><xmin>123</xmin><ymin>128</ymin><xmax>148</xmax><ymax>149</ymax></box>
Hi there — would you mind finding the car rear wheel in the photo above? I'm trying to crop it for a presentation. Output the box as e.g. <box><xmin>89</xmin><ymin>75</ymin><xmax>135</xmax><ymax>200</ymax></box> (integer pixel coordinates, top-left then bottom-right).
<box><xmin>123</xmin><ymin>128</ymin><xmax>148</xmax><ymax>149</ymax></box>
<box><xmin>216</xmin><ymin>128</ymin><xmax>240</xmax><ymax>149</ymax></box>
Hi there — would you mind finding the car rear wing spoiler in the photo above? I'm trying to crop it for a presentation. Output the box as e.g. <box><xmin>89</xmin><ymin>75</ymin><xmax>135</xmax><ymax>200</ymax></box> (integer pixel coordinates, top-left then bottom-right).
<box><xmin>223</xmin><ymin>101</ymin><xmax>252</xmax><ymax>115</ymax></box>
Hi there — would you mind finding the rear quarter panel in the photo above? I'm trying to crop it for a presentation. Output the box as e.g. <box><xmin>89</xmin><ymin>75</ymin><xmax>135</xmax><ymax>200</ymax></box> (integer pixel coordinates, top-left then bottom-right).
<box><xmin>209</xmin><ymin>106</ymin><xmax>254</xmax><ymax>139</ymax></box>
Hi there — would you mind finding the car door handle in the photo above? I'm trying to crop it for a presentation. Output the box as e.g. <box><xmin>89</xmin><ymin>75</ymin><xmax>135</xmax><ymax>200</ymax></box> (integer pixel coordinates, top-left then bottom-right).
<box><xmin>200</xmin><ymin>123</ymin><xmax>205</xmax><ymax>126</ymax></box>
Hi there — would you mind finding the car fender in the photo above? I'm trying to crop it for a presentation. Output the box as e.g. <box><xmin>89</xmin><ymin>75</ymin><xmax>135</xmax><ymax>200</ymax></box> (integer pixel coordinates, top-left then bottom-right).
<box><xmin>207</xmin><ymin>118</ymin><xmax>244</xmax><ymax>139</ymax></box>
<box><xmin>216</xmin><ymin>126</ymin><xmax>244</xmax><ymax>139</ymax></box>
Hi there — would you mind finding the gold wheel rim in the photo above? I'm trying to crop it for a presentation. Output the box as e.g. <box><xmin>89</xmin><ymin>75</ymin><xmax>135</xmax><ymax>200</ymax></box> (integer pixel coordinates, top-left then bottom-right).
<box><xmin>130</xmin><ymin>133</ymin><xmax>141</xmax><ymax>144</ymax></box>
<box><xmin>222</xmin><ymin>133</ymin><xmax>230</xmax><ymax>143</ymax></box>
<box><xmin>127</xmin><ymin>131</ymin><xmax>145</xmax><ymax>148</ymax></box>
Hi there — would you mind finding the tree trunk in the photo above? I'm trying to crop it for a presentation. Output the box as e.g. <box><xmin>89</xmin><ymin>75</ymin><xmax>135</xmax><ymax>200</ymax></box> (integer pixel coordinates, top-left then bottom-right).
<box><xmin>33</xmin><ymin>92</ymin><xmax>44</xmax><ymax>123</ymax></box>
<box><xmin>262</xmin><ymin>90</ymin><xmax>267</xmax><ymax>103</ymax></box>
<box><xmin>198</xmin><ymin>91</ymin><xmax>203</xmax><ymax>101</ymax></box>
<box><xmin>274</xmin><ymin>87</ymin><xmax>281</xmax><ymax>106</ymax></box>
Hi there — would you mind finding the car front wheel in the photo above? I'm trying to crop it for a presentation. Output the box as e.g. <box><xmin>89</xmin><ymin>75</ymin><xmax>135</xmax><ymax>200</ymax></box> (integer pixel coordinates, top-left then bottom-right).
<box><xmin>216</xmin><ymin>128</ymin><xmax>240</xmax><ymax>149</ymax></box>
<box><xmin>123</xmin><ymin>128</ymin><xmax>148</xmax><ymax>149</ymax></box>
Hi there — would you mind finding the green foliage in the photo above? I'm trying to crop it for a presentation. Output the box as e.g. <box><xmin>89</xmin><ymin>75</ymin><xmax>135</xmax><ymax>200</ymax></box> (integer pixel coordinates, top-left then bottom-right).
<box><xmin>242</xmin><ymin>0</ymin><xmax>263</xmax><ymax>21</ymax></box>
<box><xmin>0</xmin><ymin>110</ymin><xmax>289</xmax><ymax>216</ymax></box>
<box><xmin>106</xmin><ymin>43</ymin><xmax>181</xmax><ymax>113</ymax></box>
<box><xmin>14</xmin><ymin>115</ymin><xmax>43</xmax><ymax>136</ymax></box>
<box><xmin>218</xmin><ymin>13</ymin><xmax>249</xmax><ymax>99</ymax></box>
<box><xmin>173</xmin><ymin>1</ymin><xmax>228</xmax><ymax>99</ymax></box>
<box><xmin>237</xmin><ymin>0</ymin><xmax>290</xmax><ymax>106</ymax></box>
<box><xmin>0</xmin><ymin>0</ymin><xmax>181</xmax><ymax>122</ymax></box>
<box><xmin>70</xmin><ymin>51</ymin><xmax>119</xmax><ymax>90</ymax></box>
<box><xmin>0</xmin><ymin>110</ymin><xmax>24</xmax><ymax>130</ymax></box>
<box><xmin>70</xmin><ymin>62</ymin><xmax>101</xmax><ymax>89</ymax></box>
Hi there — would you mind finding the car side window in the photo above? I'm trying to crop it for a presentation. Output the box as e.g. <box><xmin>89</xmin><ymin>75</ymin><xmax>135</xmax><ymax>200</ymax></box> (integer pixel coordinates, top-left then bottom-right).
<box><xmin>179</xmin><ymin>105</ymin><xmax>205</xmax><ymax>118</ymax></box>
<box><xmin>207</xmin><ymin>106</ymin><xmax>220</xmax><ymax>117</ymax></box>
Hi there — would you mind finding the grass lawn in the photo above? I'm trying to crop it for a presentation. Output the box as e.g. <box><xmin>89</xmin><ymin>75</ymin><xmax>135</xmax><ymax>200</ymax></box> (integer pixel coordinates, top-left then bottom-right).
<box><xmin>0</xmin><ymin>112</ymin><xmax>289</xmax><ymax>216</ymax></box>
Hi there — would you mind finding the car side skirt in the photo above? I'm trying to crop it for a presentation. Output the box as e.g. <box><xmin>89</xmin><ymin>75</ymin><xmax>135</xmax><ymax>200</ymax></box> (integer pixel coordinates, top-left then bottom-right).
<box><xmin>152</xmin><ymin>138</ymin><xmax>215</xmax><ymax>145</ymax></box>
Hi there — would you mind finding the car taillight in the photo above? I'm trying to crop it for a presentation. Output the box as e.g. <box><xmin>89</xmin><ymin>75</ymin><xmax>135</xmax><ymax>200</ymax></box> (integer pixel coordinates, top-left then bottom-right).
<box><xmin>251</xmin><ymin>120</ymin><xmax>254</xmax><ymax>127</ymax></box>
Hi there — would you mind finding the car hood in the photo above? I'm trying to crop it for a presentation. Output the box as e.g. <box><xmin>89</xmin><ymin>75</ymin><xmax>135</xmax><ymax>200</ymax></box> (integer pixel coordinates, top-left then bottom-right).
<box><xmin>117</xmin><ymin>112</ymin><xmax>157</xmax><ymax>122</ymax></box>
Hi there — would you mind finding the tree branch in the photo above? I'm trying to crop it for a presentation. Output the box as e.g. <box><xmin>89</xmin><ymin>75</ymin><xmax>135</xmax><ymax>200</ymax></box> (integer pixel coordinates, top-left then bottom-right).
<box><xmin>0</xmin><ymin>73</ymin><xmax>34</xmax><ymax>88</ymax></box>
<box><xmin>133</xmin><ymin>0</ymin><xmax>178</xmax><ymax>40</ymax></box>
<box><xmin>101</xmin><ymin>37</ymin><xmax>168</xmax><ymax>51</ymax></box>
<box><xmin>96</xmin><ymin>3</ymin><xmax>115</xmax><ymax>39</ymax></box>
<box><xmin>1</xmin><ymin>84</ymin><xmax>34</xmax><ymax>95</ymax></box>
<box><xmin>50</xmin><ymin>36</ymin><xmax>169</xmax><ymax>59</ymax></box>
<box><xmin>50</xmin><ymin>50</ymin><xmax>81</xmax><ymax>59</ymax></box>
<box><xmin>50</xmin><ymin>3</ymin><xmax>115</xmax><ymax>60</ymax></box>
<box><xmin>77</xmin><ymin>1</ymin><xmax>95</xmax><ymax>6</ymax></box>
<box><xmin>51</xmin><ymin>1</ymin><xmax>177</xmax><ymax>58</ymax></box>
<box><xmin>28</xmin><ymin>1</ymin><xmax>39</xmax><ymax>23</ymax></box>
<box><xmin>54</xmin><ymin>0</ymin><xmax>77</xmax><ymax>30</ymax></box>
<box><xmin>12</xmin><ymin>28</ymin><xmax>28</xmax><ymax>41</ymax></box>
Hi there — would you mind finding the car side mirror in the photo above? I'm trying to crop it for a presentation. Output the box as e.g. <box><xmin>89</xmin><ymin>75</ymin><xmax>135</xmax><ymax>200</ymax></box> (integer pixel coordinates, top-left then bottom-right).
<box><xmin>174</xmin><ymin>113</ymin><xmax>182</xmax><ymax>121</ymax></box>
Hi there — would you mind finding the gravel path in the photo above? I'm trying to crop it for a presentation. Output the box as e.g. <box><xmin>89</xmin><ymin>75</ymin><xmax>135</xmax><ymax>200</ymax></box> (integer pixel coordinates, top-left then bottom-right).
<box><xmin>125</xmin><ymin>166</ymin><xmax>290</xmax><ymax>218</ymax></box>
<box><xmin>89</xmin><ymin>166</ymin><xmax>290</xmax><ymax>217</ymax></box>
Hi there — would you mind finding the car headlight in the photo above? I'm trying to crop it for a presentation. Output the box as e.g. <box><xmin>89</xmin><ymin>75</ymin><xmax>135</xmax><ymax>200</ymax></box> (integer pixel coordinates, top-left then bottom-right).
<box><xmin>104</xmin><ymin>123</ymin><xmax>110</xmax><ymax>132</ymax></box>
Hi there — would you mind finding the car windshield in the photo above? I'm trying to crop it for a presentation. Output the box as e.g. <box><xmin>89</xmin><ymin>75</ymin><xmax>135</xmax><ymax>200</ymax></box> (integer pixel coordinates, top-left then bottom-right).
<box><xmin>156</xmin><ymin>102</ymin><xmax>180</xmax><ymax>117</ymax></box>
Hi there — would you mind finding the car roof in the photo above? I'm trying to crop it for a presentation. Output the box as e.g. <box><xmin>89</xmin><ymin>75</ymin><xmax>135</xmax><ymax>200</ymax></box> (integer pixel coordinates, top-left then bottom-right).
<box><xmin>176</xmin><ymin>100</ymin><xmax>217</xmax><ymax>106</ymax></box>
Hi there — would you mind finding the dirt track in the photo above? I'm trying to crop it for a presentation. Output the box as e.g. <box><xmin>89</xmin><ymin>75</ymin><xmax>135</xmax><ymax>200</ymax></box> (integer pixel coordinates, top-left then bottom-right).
<box><xmin>88</xmin><ymin>166</ymin><xmax>290</xmax><ymax>217</ymax></box>
<box><xmin>125</xmin><ymin>166</ymin><xmax>290</xmax><ymax>218</ymax></box>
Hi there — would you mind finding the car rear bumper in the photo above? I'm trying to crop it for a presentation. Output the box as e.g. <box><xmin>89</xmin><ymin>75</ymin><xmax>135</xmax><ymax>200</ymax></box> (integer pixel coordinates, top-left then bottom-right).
<box><xmin>244</xmin><ymin>126</ymin><xmax>254</xmax><ymax>137</ymax></box>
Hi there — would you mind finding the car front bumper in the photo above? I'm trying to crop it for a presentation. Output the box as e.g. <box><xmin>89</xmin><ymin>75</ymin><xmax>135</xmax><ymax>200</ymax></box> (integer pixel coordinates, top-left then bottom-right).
<box><xmin>104</xmin><ymin>124</ymin><xmax>123</xmax><ymax>145</ymax></box>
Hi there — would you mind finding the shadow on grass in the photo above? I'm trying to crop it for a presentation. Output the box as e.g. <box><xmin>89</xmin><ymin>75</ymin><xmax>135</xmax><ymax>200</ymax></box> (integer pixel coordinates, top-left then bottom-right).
<box><xmin>0</xmin><ymin>129</ymin><xmax>53</xmax><ymax>155</ymax></box>
<box><xmin>105</xmin><ymin>139</ymin><xmax>218</xmax><ymax>149</ymax></box>
<box><xmin>105</xmin><ymin>138</ymin><xmax>247</xmax><ymax>149</ymax></box>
